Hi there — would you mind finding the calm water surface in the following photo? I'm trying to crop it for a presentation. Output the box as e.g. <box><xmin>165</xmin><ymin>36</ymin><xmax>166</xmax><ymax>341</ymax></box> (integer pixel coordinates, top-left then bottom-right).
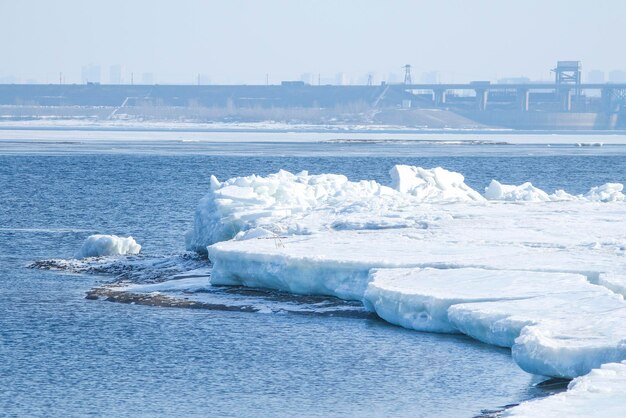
<box><xmin>1</xmin><ymin>137</ymin><xmax>625</xmax><ymax>417</ymax></box>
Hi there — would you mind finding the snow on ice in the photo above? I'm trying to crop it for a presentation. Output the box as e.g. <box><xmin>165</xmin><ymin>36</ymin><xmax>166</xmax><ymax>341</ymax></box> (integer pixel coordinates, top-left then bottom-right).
<box><xmin>186</xmin><ymin>165</ymin><xmax>485</xmax><ymax>252</ymax></box>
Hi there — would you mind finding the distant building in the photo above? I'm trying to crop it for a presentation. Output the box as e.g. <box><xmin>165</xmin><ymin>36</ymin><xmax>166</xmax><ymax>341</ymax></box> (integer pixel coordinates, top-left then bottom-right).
<box><xmin>586</xmin><ymin>70</ymin><xmax>605</xmax><ymax>83</ymax></box>
<box><xmin>335</xmin><ymin>72</ymin><xmax>349</xmax><ymax>85</ymax></box>
<box><xmin>300</xmin><ymin>73</ymin><xmax>314</xmax><ymax>85</ymax></box>
<box><xmin>109</xmin><ymin>65</ymin><xmax>122</xmax><ymax>84</ymax></box>
<box><xmin>608</xmin><ymin>70</ymin><xmax>626</xmax><ymax>83</ymax></box>
<box><xmin>319</xmin><ymin>75</ymin><xmax>335</xmax><ymax>85</ymax></box>
<box><xmin>81</xmin><ymin>64</ymin><xmax>101</xmax><ymax>84</ymax></box>
<box><xmin>197</xmin><ymin>74</ymin><xmax>210</xmax><ymax>85</ymax></box>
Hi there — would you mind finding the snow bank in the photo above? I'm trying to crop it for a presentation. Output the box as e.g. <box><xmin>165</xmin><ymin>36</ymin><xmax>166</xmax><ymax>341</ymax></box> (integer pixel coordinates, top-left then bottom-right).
<box><xmin>389</xmin><ymin>165</ymin><xmax>485</xmax><ymax>202</ymax></box>
<box><xmin>186</xmin><ymin>165</ymin><xmax>484</xmax><ymax>252</ymax></box>
<box><xmin>185</xmin><ymin>169</ymin><xmax>395</xmax><ymax>252</ymax></box>
<box><xmin>504</xmin><ymin>361</ymin><xmax>626</xmax><ymax>418</ymax></box>
<box><xmin>484</xmin><ymin>180</ymin><xmax>552</xmax><ymax>202</ymax></box>
<box><xmin>584</xmin><ymin>183</ymin><xmax>625</xmax><ymax>202</ymax></box>
<box><xmin>484</xmin><ymin>179</ymin><xmax>625</xmax><ymax>202</ymax></box>
<box><xmin>188</xmin><ymin>165</ymin><xmax>624</xmax><ymax>254</ymax></box>
<box><xmin>75</xmin><ymin>234</ymin><xmax>141</xmax><ymax>258</ymax></box>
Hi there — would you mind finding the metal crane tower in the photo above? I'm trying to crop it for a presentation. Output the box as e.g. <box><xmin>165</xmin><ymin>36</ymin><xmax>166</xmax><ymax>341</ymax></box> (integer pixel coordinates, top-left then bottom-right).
<box><xmin>403</xmin><ymin>64</ymin><xmax>412</xmax><ymax>85</ymax></box>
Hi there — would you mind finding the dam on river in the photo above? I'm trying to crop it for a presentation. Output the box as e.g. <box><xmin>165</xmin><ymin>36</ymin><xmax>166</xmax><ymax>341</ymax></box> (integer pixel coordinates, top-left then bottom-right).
<box><xmin>1</xmin><ymin>62</ymin><xmax>625</xmax><ymax>130</ymax></box>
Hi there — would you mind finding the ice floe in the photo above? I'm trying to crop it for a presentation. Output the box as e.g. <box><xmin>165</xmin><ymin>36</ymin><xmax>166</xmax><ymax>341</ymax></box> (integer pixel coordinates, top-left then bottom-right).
<box><xmin>75</xmin><ymin>234</ymin><xmax>141</xmax><ymax>258</ymax></box>
<box><xmin>513</xmin><ymin>307</ymin><xmax>626</xmax><ymax>379</ymax></box>
<box><xmin>365</xmin><ymin>268</ymin><xmax>626</xmax><ymax>378</ymax></box>
<box><xmin>363</xmin><ymin>267</ymin><xmax>592</xmax><ymax>334</ymax></box>
<box><xmin>201</xmin><ymin>164</ymin><xmax>626</xmax><ymax>386</ymax></box>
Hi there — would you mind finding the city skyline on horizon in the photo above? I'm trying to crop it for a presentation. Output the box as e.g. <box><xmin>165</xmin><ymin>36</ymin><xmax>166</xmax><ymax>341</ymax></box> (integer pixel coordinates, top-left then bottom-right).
<box><xmin>2</xmin><ymin>0</ymin><xmax>626</xmax><ymax>85</ymax></box>
<box><xmin>2</xmin><ymin>62</ymin><xmax>626</xmax><ymax>86</ymax></box>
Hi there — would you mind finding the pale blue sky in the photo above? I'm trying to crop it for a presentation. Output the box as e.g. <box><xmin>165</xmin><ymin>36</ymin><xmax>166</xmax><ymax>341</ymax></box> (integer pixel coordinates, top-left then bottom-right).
<box><xmin>1</xmin><ymin>0</ymin><xmax>625</xmax><ymax>84</ymax></box>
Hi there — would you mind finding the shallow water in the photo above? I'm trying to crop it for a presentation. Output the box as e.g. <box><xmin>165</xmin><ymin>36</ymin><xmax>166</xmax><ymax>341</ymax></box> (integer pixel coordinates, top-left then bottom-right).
<box><xmin>1</xmin><ymin>135</ymin><xmax>625</xmax><ymax>417</ymax></box>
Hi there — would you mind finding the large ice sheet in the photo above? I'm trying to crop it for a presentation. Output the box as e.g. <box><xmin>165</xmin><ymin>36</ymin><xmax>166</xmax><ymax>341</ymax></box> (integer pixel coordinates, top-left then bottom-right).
<box><xmin>208</xmin><ymin>228</ymin><xmax>542</xmax><ymax>300</ymax></box>
<box><xmin>209</xmin><ymin>205</ymin><xmax>626</xmax><ymax>295</ymax></box>
<box><xmin>201</xmin><ymin>165</ymin><xmax>626</xmax><ymax>387</ymax></box>
<box><xmin>363</xmin><ymin>267</ymin><xmax>590</xmax><ymax>334</ymax></box>
<box><xmin>363</xmin><ymin>268</ymin><xmax>626</xmax><ymax>378</ymax></box>
<box><xmin>504</xmin><ymin>361</ymin><xmax>626</xmax><ymax>418</ymax></box>
<box><xmin>210</xmin><ymin>233</ymin><xmax>386</xmax><ymax>300</ymax></box>
<box><xmin>448</xmin><ymin>291</ymin><xmax>626</xmax><ymax>378</ymax></box>
<box><xmin>448</xmin><ymin>290</ymin><xmax>621</xmax><ymax>348</ymax></box>
<box><xmin>208</xmin><ymin>200</ymin><xmax>626</xmax><ymax>378</ymax></box>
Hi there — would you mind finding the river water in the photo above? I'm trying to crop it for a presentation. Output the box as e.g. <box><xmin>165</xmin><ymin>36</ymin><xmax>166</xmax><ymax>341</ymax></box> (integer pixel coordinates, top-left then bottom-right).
<box><xmin>1</xmin><ymin>134</ymin><xmax>625</xmax><ymax>417</ymax></box>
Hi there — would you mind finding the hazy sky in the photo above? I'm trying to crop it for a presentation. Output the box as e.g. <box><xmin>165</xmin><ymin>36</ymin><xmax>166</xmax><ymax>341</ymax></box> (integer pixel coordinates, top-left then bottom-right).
<box><xmin>2</xmin><ymin>0</ymin><xmax>625</xmax><ymax>84</ymax></box>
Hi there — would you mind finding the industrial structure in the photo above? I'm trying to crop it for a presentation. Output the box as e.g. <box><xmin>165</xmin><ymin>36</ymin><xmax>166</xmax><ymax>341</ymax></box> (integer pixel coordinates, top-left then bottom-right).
<box><xmin>0</xmin><ymin>61</ymin><xmax>625</xmax><ymax>130</ymax></box>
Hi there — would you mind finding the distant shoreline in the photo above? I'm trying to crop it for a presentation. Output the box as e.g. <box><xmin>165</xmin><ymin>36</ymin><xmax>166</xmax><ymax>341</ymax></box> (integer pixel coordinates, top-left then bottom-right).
<box><xmin>1</xmin><ymin>120</ymin><xmax>626</xmax><ymax>136</ymax></box>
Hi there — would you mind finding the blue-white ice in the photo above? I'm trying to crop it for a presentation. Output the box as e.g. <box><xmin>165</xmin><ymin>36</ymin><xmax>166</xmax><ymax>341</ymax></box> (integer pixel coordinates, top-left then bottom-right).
<box><xmin>485</xmin><ymin>179</ymin><xmax>625</xmax><ymax>202</ymax></box>
<box><xmin>75</xmin><ymin>234</ymin><xmax>141</xmax><ymax>258</ymax></box>
<box><xmin>365</xmin><ymin>268</ymin><xmax>626</xmax><ymax>378</ymax></box>
<box><xmin>186</xmin><ymin>165</ymin><xmax>626</xmax><ymax>415</ymax></box>
<box><xmin>364</xmin><ymin>267</ymin><xmax>597</xmax><ymax>336</ymax></box>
